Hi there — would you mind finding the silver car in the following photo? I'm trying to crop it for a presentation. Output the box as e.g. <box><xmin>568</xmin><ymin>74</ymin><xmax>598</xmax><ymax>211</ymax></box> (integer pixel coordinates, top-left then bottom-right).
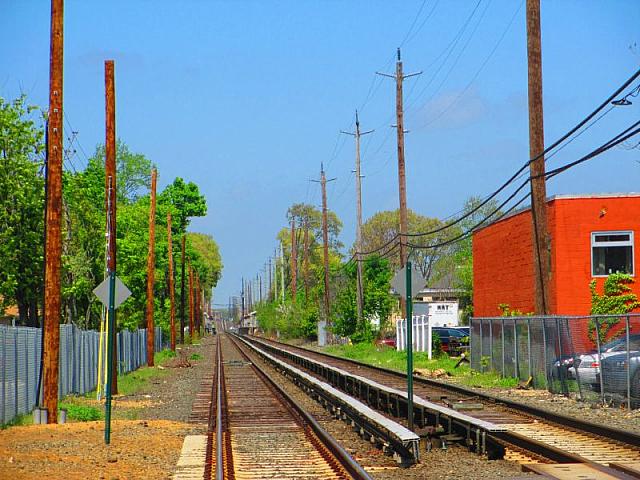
<box><xmin>573</xmin><ymin>335</ymin><xmax>640</xmax><ymax>388</ymax></box>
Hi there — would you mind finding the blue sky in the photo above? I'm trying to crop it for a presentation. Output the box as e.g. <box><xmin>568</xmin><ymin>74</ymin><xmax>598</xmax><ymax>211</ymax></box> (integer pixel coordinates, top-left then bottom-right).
<box><xmin>2</xmin><ymin>1</ymin><xmax>639</xmax><ymax>307</ymax></box>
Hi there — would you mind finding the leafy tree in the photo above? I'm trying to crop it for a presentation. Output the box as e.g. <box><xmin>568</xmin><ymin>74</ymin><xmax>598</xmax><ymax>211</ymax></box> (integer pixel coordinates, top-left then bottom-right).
<box><xmin>333</xmin><ymin>255</ymin><xmax>394</xmax><ymax>342</ymax></box>
<box><xmin>186</xmin><ymin>232</ymin><xmax>223</xmax><ymax>304</ymax></box>
<box><xmin>0</xmin><ymin>95</ymin><xmax>45</xmax><ymax>326</ymax></box>
<box><xmin>158</xmin><ymin>177</ymin><xmax>207</xmax><ymax>234</ymax></box>
<box><xmin>360</xmin><ymin>209</ymin><xmax>459</xmax><ymax>283</ymax></box>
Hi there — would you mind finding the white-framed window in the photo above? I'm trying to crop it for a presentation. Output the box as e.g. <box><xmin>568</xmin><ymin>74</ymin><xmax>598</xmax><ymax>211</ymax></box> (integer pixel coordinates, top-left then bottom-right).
<box><xmin>591</xmin><ymin>231</ymin><xmax>634</xmax><ymax>276</ymax></box>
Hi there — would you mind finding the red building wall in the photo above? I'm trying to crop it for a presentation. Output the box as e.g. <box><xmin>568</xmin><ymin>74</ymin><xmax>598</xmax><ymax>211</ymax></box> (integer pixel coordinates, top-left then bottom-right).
<box><xmin>473</xmin><ymin>194</ymin><xmax>640</xmax><ymax>317</ymax></box>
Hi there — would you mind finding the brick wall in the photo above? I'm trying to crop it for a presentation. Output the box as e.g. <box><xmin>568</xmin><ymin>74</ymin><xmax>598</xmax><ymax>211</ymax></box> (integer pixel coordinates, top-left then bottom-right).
<box><xmin>473</xmin><ymin>209</ymin><xmax>537</xmax><ymax>317</ymax></box>
<box><xmin>553</xmin><ymin>196</ymin><xmax>640</xmax><ymax>314</ymax></box>
<box><xmin>473</xmin><ymin>195</ymin><xmax>640</xmax><ymax>317</ymax></box>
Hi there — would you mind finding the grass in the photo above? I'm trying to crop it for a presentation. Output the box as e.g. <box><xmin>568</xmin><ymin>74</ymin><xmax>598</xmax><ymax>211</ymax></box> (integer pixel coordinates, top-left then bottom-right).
<box><xmin>0</xmin><ymin>412</ymin><xmax>33</xmax><ymax>429</ymax></box>
<box><xmin>324</xmin><ymin>343</ymin><xmax>519</xmax><ymax>389</ymax></box>
<box><xmin>189</xmin><ymin>353</ymin><xmax>203</xmax><ymax>361</ymax></box>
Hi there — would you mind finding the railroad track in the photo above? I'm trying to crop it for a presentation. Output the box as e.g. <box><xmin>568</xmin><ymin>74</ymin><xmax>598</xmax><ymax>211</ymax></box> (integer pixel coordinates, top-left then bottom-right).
<box><xmin>209</xmin><ymin>334</ymin><xmax>372</xmax><ymax>480</ymax></box>
<box><xmin>244</xmin><ymin>335</ymin><xmax>640</xmax><ymax>473</ymax></box>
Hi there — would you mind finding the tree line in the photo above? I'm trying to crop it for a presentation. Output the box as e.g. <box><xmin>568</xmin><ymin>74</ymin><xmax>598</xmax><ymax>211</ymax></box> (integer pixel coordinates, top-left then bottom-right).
<box><xmin>0</xmin><ymin>95</ymin><xmax>222</xmax><ymax>335</ymax></box>
<box><xmin>255</xmin><ymin>195</ymin><xmax>499</xmax><ymax>343</ymax></box>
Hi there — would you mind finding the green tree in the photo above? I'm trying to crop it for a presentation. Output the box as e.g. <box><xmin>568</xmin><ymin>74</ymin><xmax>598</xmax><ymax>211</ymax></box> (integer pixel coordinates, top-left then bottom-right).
<box><xmin>186</xmin><ymin>232</ymin><xmax>223</xmax><ymax>304</ymax></box>
<box><xmin>333</xmin><ymin>255</ymin><xmax>394</xmax><ymax>342</ymax></box>
<box><xmin>0</xmin><ymin>95</ymin><xmax>45</xmax><ymax>326</ymax></box>
<box><xmin>360</xmin><ymin>209</ymin><xmax>459</xmax><ymax>283</ymax></box>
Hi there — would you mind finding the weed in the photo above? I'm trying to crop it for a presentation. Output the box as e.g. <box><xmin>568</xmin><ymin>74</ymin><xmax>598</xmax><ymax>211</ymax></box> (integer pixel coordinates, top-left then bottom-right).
<box><xmin>189</xmin><ymin>353</ymin><xmax>203</xmax><ymax>361</ymax></box>
<box><xmin>59</xmin><ymin>402</ymin><xmax>102</xmax><ymax>422</ymax></box>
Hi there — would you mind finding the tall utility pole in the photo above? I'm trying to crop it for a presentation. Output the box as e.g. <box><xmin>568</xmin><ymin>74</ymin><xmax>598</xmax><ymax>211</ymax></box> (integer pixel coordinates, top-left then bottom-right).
<box><xmin>290</xmin><ymin>217</ymin><xmax>297</xmax><ymax>300</ymax></box>
<box><xmin>526</xmin><ymin>0</ymin><xmax>551</xmax><ymax>315</ymax></box>
<box><xmin>241</xmin><ymin>277</ymin><xmax>245</xmax><ymax>321</ymax></box>
<box><xmin>279</xmin><ymin>242</ymin><xmax>286</xmax><ymax>303</ymax></box>
<box><xmin>259</xmin><ymin>274</ymin><xmax>262</xmax><ymax>303</ymax></box>
<box><xmin>180</xmin><ymin>235</ymin><xmax>186</xmax><ymax>344</ymax></box>
<box><xmin>188</xmin><ymin>264</ymin><xmax>194</xmax><ymax>338</ymax></box>
<box><xmin>303</xmin><ymin>221</ymin><xmax>310</xmax><ymax>301</ymax></box>
<box><xmin>273</xmin><ymin>251</ymin><xmax>278</xmax><ymax>302</ymax></box>
<box><xmin>377</xmin><ymin>49</ymin><xmax>421</xmax><ymax>268</ymax></box>
<box><xmin>342</xmin><ymin>110</ymin><xmax>373</xmax><ymax>329</ymax></box>
<box><xmin>268</xmin><ymin>257</ymin><xmax>272</xmax><ymax>301</ymax></box>
<box><xmin>43</xmin><ymin>0</ymin><xmax>64</xmax><ymax>424</ymax></box>
<box><xmin>313</xmin><ymin>164</ymin><xmax>336</xmax><ymax>333</ymax></box>
<box><xmin>146</xmin><ymin>168</ymin><xmax>157</xmax><ymax>366</ymax></box>
<box><xmin>167</xmin><ymin>212</ymin><xmax>176</xmax><ymax>351</ymax></box>
<box><xmin>104</xmin><ymin>59</ymin><xmax>118</xmax><ymax>394</ymax></box>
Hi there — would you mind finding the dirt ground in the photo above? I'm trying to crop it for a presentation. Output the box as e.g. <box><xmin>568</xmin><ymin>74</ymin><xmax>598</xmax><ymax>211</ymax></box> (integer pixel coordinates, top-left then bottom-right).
<box><xmin>0</xmin><ymin>336</ymin><xmax>216</xmax><ymax>480</ymax></box>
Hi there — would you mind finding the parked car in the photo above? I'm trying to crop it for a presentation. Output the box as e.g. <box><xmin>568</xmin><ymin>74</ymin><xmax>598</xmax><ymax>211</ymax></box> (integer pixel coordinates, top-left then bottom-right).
<box><xmin>432</xmin><ymin>327</ymin><xmax>469</xmax><ymax>355</ymax></box>
<box><xmin>599</xmin><ymin>342</ymin><xmax>640</xmax><ymax>402</ymax></box>
<box><xmin>570</xmin><ymin>335</ymin><xmax>640</xmax><ymax>388</ymax></box>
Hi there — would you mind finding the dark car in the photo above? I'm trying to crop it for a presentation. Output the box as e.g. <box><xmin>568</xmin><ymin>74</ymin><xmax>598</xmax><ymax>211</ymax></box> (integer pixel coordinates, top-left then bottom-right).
<box><xmin>599</xmin><ymin>345</ymin><xmax>640</xmax><ymax>403</ymax></box>
<box><xmin>432</xmin><ymin>327</ymin><xmax>469</xmax><ymax>355</ymax></box>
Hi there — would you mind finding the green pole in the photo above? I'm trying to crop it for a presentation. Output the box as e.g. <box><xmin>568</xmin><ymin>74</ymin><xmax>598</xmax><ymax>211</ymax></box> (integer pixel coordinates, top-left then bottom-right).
<box><xmin>405</xmin><ymin>261</ymin><xmax>414</xmax><ymax>431</ymax></box>
<box><xmin>104</xmin><ymin>270</ymin><xmax>116</xmax><ymax>444</ymax></box>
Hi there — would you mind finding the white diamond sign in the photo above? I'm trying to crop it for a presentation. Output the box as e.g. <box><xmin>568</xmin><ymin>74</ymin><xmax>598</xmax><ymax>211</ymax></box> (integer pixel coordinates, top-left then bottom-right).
<box><xmin>93</xmin><ymin>276</ymin><xmax>132</xmax><ymax>309</ymax></box>
<box><xmin>391</xmin><ymin>265</ymin><xmax>425</xmax><ymax>300</ymax></box>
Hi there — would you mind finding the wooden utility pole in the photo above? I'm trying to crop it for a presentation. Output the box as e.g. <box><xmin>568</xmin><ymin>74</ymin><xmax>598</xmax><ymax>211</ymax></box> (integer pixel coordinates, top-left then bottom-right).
<box><xmin>342</xmin><ymin>110</ymin><xmax>373</xmax><ymax>328</ymax></box>
<box><xmin>180</xmin><ymin>235</ymin><xmax>186</xmax><ymax>344</ymax></box>
<box><xmin>104</xmin><ymin>59</ymin><xmax>118</xmax><ymax>394</ymax></box>
<box><xmin>43</xmin><ymin>0</ymin><xmax>63</xmax><ymax>424</ymax></box>
<box><xmin>167</xmin><ymin>212</ymin><xmax>176</xmax><ymax>351</ymax></box>
<box><xmin>290</xmin><ymin>217</ymin><xmax>297</xmax><ymax>300</ymax></box>
<box><xmin>526</xmin><ymin>0</ymin><xmax>551</xmax><ymax>314</ymax></box>
<box><xmin>241</xmin><ymin>277</ymin><xmax>245</xmax><ymax>321</ymax></box>
<box><xmin>146</xmin><ymin>168</ymin><xmax>157</xmax><ymax>366</ymax></box>
<box><xmin>377</xmin><ymin>49</ymin><xmax>421</xmax><ymax>268</ymax></box>
<box><xmin>279</xmin><ymin>242</ymin><xmax>286</xmax><ymax>303</ymax></box>
<box><xmin>188</xmin><ymin>265</ymin><xmax>194</xmax><ymax>338</ymax></box>
<box><xmin>303</xmin><ymin>221</ymin><xmax>310</xmax><ymax>302</ymax></box>
<box><xmin>268</xmin><ymin>257</ymin><xmax>272</xmax><ymax>301</ymax></box>
<box><xmin>314</xmin><ymin>164</ymin><xmax>336</xmax><ymax>331</ymax></box>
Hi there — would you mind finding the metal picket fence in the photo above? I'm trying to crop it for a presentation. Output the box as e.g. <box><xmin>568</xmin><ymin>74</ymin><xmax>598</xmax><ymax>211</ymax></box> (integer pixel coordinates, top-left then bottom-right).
<box><xmin>470</xmin><ymin>314</ymin><xmax>640</xmax><ymax>409</ymax></box>
<box><xmin>1</xmin><ymin>324</ymin><xmax>166</xmax><ymax>425</ymax></box>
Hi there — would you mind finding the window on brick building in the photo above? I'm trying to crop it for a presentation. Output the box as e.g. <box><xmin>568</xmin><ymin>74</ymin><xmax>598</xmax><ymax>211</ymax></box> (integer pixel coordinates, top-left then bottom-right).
<box><xmin>591</xmin><ymin>231</ymin><xmax>634</xmax><ymax>276</ymax></box>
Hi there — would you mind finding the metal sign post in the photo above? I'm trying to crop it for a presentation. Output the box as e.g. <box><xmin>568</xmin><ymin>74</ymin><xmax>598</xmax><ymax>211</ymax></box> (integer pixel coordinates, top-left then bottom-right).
<box><xmin>391</xmin><ymin>262</ymin><xmax>424</xmax><ymax>432</ymax></box>
<box><xmin>104</xmin><ymin>270</ymin><xmax>116</xmax><ymax>444</ymax></box>
<box><xmin>405</xmin><ymin>260</ymin><xmax>414</xmax><ymax>432</ymax></box>
<box><xmin>93</xmin><ymin>274</ymin><xmax>131</xmax><ymax>444</ymax></box>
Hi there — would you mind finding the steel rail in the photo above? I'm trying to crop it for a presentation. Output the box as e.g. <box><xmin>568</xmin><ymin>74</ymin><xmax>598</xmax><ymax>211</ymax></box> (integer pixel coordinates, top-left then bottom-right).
<box><xmin>245</xmin><ymin>335</ymin><xmax>640</xmax><ymax>470</ymax></box>
<box><xmin>215</xmin><ymin>334</ymin><xmax>223</xmax><ymax>480</ymax></box>
<box><xmin>229</xmin><ymin>334</ymin><xmax>373</xmax><ymax>480</ymax></box>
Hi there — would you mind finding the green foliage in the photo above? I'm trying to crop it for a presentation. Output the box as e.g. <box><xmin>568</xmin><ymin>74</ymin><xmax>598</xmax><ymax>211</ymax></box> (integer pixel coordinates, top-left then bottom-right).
<box><xmin>0</xmin><ymin>95</ymin><xmax>45</xmax><ymax>326</ymax></box>
<box><xmin>333</xmin><ymin>255</ymin><xmax>394</xmax><ymax>342</ymax></box>
<box><xmin>588</xmin><ymin>273</ymin><xmax>640</xmax><ymax>343</ymax></box>
<box><xmin>59</xmin><ymin>402</ymin><xmax>102</xmax><ymax>422</ymax></box>
<box><xmin>155</xmin><ymin>349</ymin><xmax>177</xmax><ymax>363</ymax></box>
<box><xmin>360</xmin><ymin>208</ymin><xmax>460</xmax><ymax>283</ymax></box>
<box><xmin>189</xmin><ymin>353</ymin><xmax>203</xmax><ymax>361</ymax></box>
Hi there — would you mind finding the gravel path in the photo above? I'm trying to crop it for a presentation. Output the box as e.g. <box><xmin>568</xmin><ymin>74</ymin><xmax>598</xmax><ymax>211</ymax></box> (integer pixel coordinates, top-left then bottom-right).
<box><xmin>0</xmin><ymin>336</ymin><xmax>217</xmax><ymax>480</ymax></box>
<box><xmin>125</xmin><ymin>336</ymin><xmax>216</xmax><ymax>425</ymax></box>
<box><xmin>239</xmin><ymin>338</ymin><xmax>533</xmax><ymax>480</ymax></box>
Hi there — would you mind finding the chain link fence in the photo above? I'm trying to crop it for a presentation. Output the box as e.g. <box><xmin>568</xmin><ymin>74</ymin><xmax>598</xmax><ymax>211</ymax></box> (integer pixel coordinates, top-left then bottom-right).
<box><xmin>470</xmin><ymin>314</ymin><xmax>640</xmax><ymax>409</ymax></box>
<box><xmin>1</xmin><ymin>324</ymin><xmax>166</xmax><ymax>425</ymax></box>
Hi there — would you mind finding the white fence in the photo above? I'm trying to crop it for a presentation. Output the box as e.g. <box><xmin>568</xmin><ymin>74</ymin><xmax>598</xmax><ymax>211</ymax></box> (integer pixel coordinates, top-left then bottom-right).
<box><xmin>1</xmin><ymin>324</ymin><xmax>166</xmax><ymax>425</ymax></box>
<box><xmin>396</xmin><ymin>315</ymin><xmax>433</xmax><ymax>359</ymax></box>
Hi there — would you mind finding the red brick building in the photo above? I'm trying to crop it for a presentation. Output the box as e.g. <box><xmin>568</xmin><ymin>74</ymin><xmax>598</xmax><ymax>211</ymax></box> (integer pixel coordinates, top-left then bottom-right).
<box><xmin>473</xmin><ymin>194</ymin><xmax>640</xmax><ymax>317</ymax></box>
